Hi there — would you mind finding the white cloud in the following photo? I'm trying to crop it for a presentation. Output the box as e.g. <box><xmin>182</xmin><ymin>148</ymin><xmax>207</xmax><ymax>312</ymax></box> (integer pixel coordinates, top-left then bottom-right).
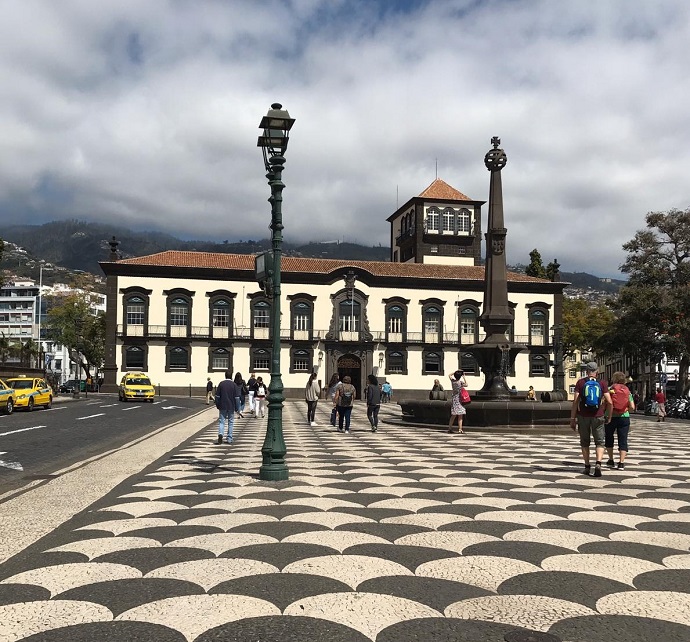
<box><xmin>0</xmin><ymin>0</ymin><xmax>688</xmax><ymax>276</ymax></box>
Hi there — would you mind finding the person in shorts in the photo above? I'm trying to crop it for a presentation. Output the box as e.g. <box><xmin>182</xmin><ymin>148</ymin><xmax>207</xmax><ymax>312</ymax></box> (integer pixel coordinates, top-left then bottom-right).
<box><xmin>570</xmin><ymin>361</ymin><xmax>612</xmax><ymax>477</ymax></box>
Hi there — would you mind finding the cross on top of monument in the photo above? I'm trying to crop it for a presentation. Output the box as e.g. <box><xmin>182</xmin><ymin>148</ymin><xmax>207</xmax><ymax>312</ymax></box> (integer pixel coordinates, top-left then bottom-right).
<box><xmin>491</xmin><ymin>136</ymin><xmax>501</xmax><ymax>149</ymax></box>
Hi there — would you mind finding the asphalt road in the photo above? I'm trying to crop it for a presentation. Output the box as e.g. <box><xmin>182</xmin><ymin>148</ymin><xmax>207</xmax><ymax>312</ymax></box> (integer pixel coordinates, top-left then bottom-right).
<box><xmin>0</xmin><ymin>393</ymin><xmax>210</xmax><ymax>497</ymax></box>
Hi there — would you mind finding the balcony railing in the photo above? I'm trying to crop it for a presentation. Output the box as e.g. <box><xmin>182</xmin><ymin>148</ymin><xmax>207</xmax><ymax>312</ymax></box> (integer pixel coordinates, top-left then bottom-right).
<box><xmin>116</xmin><ymin>326</ymin><xmax>543</xmax><ymax>347</ymax></box>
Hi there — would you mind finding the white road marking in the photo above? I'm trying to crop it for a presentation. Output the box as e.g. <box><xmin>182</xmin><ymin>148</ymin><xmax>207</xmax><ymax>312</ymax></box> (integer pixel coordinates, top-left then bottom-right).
<box><xmin>162</xmin><ymin>405</ymin><xmax>186</xmax><ymax>410</ymax></box>
<box><xmin>122</xmin><ymin>406</ymin><xmax>141</xmax><ymax>411</ymax></box>
<box><xmin>0</xmin><ymin>451</ymin><xmax>22</xmax><ymax>470</ymax></box>
<box><xmin>75</xmin><ymin>413</ymin><xmax>106</xmax><ymax>421</ymax></box>
<box><xmin>0</xmin><ymin>426</ymin><xmax>47</xmax><ymax>437</ymax></box>
<box><xmin>42</xmin><ymin>406</ymin><xmax>67</xmax><ymax>411</ymax></box>
<box><xmin>99</xmin><ymin>404</ymin><xmax>118</xmax><ymax>408</ymax></box>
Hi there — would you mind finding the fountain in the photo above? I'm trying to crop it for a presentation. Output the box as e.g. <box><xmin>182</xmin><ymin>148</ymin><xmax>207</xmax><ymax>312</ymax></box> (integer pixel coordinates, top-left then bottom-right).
<box><xmin>399</xmin><ymin>137</ymin><xmax>571</xmax><ymax>432</ymax></box>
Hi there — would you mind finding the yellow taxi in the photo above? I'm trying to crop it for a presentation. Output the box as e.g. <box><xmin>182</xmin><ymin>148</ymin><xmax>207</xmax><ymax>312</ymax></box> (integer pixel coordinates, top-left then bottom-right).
<box><xmin>119</xmin><ymin>372</ymin><xmax>155</xmax><ymax>402</ymax></box>
<box><xmin>0</xmin><ymin>378</ymin><xmax>18</xmax><ymax>414</ymax></box>
<box><xmin>5</xmin><ymin>376</ymin><xmax>53</xmax><ymax>411</ymax></box>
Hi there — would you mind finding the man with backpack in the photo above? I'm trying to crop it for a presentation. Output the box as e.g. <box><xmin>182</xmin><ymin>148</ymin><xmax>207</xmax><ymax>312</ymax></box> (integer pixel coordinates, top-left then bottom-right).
<box><xmin>570</xmin><ymin>362</ymin><xmax>612</xmax><ymax>477</ymax></box>
<box><xmin>334</xmin><ymin>375</ymin><xmax>356</xmax><ymax>433</ymax></box>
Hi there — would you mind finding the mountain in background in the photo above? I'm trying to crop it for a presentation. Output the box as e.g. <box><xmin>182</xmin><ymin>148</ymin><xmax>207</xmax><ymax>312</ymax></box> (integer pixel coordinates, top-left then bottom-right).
<box><xmin>1</xmin><ymin>220</ymin><xmax>623</xmax><ymax>293</ymax></box>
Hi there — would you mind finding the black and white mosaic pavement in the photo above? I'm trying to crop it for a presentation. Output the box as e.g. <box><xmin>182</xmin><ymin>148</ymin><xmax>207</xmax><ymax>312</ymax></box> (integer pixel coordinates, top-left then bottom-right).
<box><xmin>2</xmin><ymin>402</ymin><xmax>690</xmax><ymax>641</ymax></box>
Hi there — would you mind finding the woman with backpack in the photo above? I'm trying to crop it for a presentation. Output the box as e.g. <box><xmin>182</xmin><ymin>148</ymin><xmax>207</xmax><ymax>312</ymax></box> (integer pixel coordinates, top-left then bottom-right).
<box><xmin>327</xmin><ymin>373</ymin><xmax>341</xmax><ymax>427</ymax></box>
<box><xmin>605</xmin><ymin>371</ymin><xmax>635</xmax><ymax>470</ymax></box>
<box><xmin>255</xmin><ymin>376</ymin><xmax>267</xmax><ymax>418</ymax></box>
<box><xmin>334</xmin><ymin>375</ymin><xmax>355</xmax><ymax>433</ymax></box>
<box><xmin>305</xmin><ymin>372</ymin><xmax>321</xmax><ymax>426</ymax></box>
<box><xmin>365</xmin><ymin>373</ymin><xmax>381</xmax><ymax>432</ymax></box>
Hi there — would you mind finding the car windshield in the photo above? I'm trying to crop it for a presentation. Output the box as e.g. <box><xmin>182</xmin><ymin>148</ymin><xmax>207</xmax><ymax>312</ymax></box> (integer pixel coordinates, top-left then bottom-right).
<box><xmin>8</xmin><ymin>380</ymin><xmax>33</xmax><ymax>390</ymax></box>
<box><xmin>127</xmin><ymin>378</ymin><xmax>152</xmax><ymax>386</ymax></box>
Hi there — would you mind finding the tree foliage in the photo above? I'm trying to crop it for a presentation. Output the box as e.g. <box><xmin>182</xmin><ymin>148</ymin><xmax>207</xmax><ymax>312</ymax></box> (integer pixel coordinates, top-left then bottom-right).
<box><xmin>561</xmin><ymin>297</ymin><xmax>616</xmax><ymax>359</ymax></box>
<box><xmin>613</xmin><ymin>208</ymin><xmax>690</xmax><ymax>393</ymax></box>
<box><xmin>45</xmin><ymin>292</ymin><xmax>105</xmax><ymax>379</ymax></box>
<box><xmin>525</xmin><ymin>249</ymin><xmax>547</xmax><ymax>278</ymax></box>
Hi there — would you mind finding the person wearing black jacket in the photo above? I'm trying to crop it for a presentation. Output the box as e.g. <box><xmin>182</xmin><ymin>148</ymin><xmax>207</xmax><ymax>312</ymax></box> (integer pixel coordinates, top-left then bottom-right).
<box><xmin>216</xmin><ymin>370</ymin><xmax>239</xmax><ymax>444</ymax></box>
<box><xmin>366</xmin><ymin>374</ymin><xmax>382</xmax><ymax>432</ymax></box>
<box><xmin>246</xmin><ymin>373</ymin><xmax>258</xmax><ymax>415</ymax></box>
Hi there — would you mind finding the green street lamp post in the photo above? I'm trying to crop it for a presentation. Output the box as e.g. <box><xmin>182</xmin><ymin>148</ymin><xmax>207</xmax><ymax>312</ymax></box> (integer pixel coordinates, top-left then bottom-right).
<box><xmin>256</xmin><ymin>103</ymin><xmax>295</xmax><ymax>482</ymax></box>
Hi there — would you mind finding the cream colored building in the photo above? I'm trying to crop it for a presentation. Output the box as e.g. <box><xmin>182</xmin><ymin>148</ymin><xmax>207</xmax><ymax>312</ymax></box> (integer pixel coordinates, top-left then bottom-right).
<box><xmin>100</xmin><ymin>179</ymin><xmax>566</xmax><ymax>398</ymax></box>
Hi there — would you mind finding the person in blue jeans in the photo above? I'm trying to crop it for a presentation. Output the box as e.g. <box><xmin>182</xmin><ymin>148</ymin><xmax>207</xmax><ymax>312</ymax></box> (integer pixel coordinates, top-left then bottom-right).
<box><xmin>334</xmin><ymin>375</ymin><xmax>355</xmax><ymax>433</ymax></box>
<box><xmin>605</xmin><ymin>371</ymin><xmax>635</xmax><ymax>470</ymax></box>
<box><xmin>216</xmin><ymin>369</ymin><xmax>239</xmax><ymax>444</ymax></box>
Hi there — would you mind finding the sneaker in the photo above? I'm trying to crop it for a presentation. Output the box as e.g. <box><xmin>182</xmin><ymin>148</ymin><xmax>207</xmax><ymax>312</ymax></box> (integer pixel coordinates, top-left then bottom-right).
<box><xmin>594</xmin><ymin>465</ymin><xmax>602</xmax><ymax>478</ymax></box>
<box><xmin>217</xmin><ymin>435</ymin><xmax>223</xmax><ymax>444</ymax></box>
<box><xmin>345</xmin><ymin>429</ymin><xmax>350</xmax><ymax>434</ymax></box>
<box><xmin>617</xmin><ymin>462</ymin><xmax>625</xmax><ymax>470</ymax></box>
<box><xmin>337</xmin><ymin>428</ymin><xmax>343</xmax><ymax>432</ymax></box>
<box><xmin>606</xmin><ymin>459</ymin><xmax>615</xmax><ymax>468</ymax></box>
<box><xmin>582</xmin><ymin>465</ymin><xmax>591</xmax><ymax>476</ymax></box>
<box><xmin>224</xmin><ymin>436</ymin><xmax>232</xmax><ymax>444</ymax></box>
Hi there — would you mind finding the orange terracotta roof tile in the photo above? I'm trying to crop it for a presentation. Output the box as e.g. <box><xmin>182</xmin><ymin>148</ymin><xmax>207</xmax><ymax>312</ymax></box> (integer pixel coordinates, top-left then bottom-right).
<box><xmin>418</xmin><ymin>178</ymin><xmax>471</xmax><ymax>201</ymax></box>
<box><xmin>115</xmin><ymin>250</ymin><xmax>549</xmax><ymax>283</ymax></box>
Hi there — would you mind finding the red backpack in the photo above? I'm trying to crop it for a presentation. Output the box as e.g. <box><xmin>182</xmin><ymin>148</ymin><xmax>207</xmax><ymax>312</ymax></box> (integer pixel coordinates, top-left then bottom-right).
<box><xmin>610</xmin><ymin>383</ymin><xmax>631</xmax><ymax>414</ymax></box>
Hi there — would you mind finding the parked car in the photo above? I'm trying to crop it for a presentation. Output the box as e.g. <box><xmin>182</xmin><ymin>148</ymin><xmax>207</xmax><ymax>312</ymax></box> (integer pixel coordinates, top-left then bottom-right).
<box><xmin>59</xmin><ymin>379</ymin><xmax>86</xmax><ymax>394</ymax></box>
<box><xmin>0</xmin><ymin>378</ymin><xmax>17</xmax><ymax>414</ymax></box>
<box><xmin>119</xmin><ymin>372</ymin><xmax>155</xmax><ymax>402</ymax></box>
<box><xmin>5</xmin><ymin>376</ymin><xmax>53</xmax><ymax>411</ymax></box>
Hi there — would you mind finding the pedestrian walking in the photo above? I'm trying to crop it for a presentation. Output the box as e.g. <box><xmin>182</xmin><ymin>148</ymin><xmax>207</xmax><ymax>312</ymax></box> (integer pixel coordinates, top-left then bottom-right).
<box><xmin>327</xmin><ymin>373</ymin><xmax>341</xmax><ymax>427</ymax></box>
<box><xmin>215</xmin><ymin>370</ymin><xmax>239</xmax><ymax>444</ymax></box>
<box><xmin>255</xmin><ymin>376</ymin><xmax>267</xmax><ymax>418</ymax></box>
<box><xmin>305</xmin><ymin>372</ymin><xmax>321</xmax><ymax>426</ymax></box>
<box><xmin>448</xmin><ymin>370</ymin><xmax>467</xmax><ymax>434</ymax></box>
<box><xmin>205</xmin><ymin>378</ymin><xmax>214</xmax><ymax>405</ymax></box>
<box><xmin>366</xmin><ymin>374</ymin><xmax>381</xmax><ymax>432</ymax></box>
<box><xmin>655</xmin><ymin>387</ymin><xmax>667</xmax><ymax>422</ymax></box>
<box><xmin>381</xmin><ymin>381</ymin><xmax>392</xmax><ymax>403</ymax></box>
<box><xmin>233</xmin><ymin>372</ymin><xmax>246</xmax><ymax>418</ymax></box>
<box><xmin>570</xmin><ymin>362</ymin><xmax>612</xmax><ymax>477</ymax></box>
<box><xmin>246</xmin><ymin>373</ymin><xmax>258</xmax><ymax>415</ymax></box>
<box><xmin>334</xmin><ymin>375</ymin><xmax>355</xmax><ymax>433</ymax></box>
<box><xmin>605</xmin><ymin>371</ymin><xmax>635</xmax><ymax>470</ymax></box>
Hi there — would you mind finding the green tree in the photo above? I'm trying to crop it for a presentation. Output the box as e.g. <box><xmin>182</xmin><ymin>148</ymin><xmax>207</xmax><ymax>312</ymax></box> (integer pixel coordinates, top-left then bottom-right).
<box><xmin>545</xmin><ymin>259</ymin><xmax>561</xmax><ymax>282</ymax></box>
<box><xmin>561</xmin><ymin>297</ymin><xmax>616</xmax><ymax>359</ymax></box>
<box><xmin>613</xmin><ymin>207</ymin><xmax>690</xmax><ymax>393</ymax></box>
<box><xmin>45</xmin><ymin>292</ymin><xmax>105</xmax><ymax>380</ymax></box>
<box><xmin>0</xmin><ymin>334</ymin><xmax>15</xmax><ymax>363</ymax></box>
<box><xmin>19</xmin><ymin>338</ymin><xmax>39</xmax><ymax>368</ymax></box>
<box><xmin>525</xmin><ymin>249</ymin><xmax>547</xmax><ymax>278</ymax></box>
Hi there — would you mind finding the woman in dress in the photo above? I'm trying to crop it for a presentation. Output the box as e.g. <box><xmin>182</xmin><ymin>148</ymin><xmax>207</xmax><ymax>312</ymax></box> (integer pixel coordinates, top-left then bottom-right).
<box><xmin>448</xmin><ymin>369</ymin><xmax>467</xmax><ymax>434</ymax></box>
<box><xmin>305</xmin><ymin>372</ymin><xmax>321</xmax><ymax>426</ymax></box>
<box><xmin>233</xmin><ymin>372</ymin><xmax>246</xmax><ymax>418</ymax></box>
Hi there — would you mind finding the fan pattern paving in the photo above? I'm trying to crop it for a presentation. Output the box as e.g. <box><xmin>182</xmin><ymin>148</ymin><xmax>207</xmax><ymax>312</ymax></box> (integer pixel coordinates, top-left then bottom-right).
<box><xmin>2</xmin><ymin>402</ymin><xmax>690</xmax><ymax>641</ymax></box>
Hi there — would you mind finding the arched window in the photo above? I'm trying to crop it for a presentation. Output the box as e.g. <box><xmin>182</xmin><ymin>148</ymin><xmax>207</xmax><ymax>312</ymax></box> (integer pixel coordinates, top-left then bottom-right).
<box><xmin>530</xmin><ymin>354</ymin><xmax>548</xmax><ymax>376</ymax></box>
<box><xmin>443</xmin><ymin>207</ymin><xmax>455</xmax><ymax>232</ymax></box>
<box><xmin>458</xmin><ymin>208</ymin><xmax>471</xmax><ymax>233</ymax></box>
<box><xmin>386</xmin><ymin>350</ymin><xmax>406</xmax><ymax>374</ymax></box>
<box><xmin>461</xmin><ymin>352</ymin><xmax>478</xmax><ymax>374</ymax></box>
<box><xmin>292</xmin><ymin>302</ymin><xmax>311</xmax><ymax>332</ymax></box>
<box><xmin>423</xmin><ymin>305</ymin><xmax>442</xmax><ymax>343</ymax></box>
<box><xmin>387</xmin><ymin>305</ymin><xmax>404</xmax><ymax>335</ymax></box>
<box><xmin>166</xmin><ymin>346</ymin><xmax>190</xmax><ymax>372</ymax></box>
<box><xmin>339</xmin><ymin>299</ymin><xmax>360</xmax><ymax>333</ymax></box>
<box><xmin>212</xmin><ymin>299</ymin><xmax>230</xmax><ymax>328</ymax></box>
<box><xmin>529</xmin><ymin>309</ymin><xmax>547</xmax><ymax>346</ymax></box>
<box><xmin>252</xmin><ymin>347</ymin><xmax>271</xmax><ymax>371</ymax></box>
<box><xmin>460</xmin><ymin>306</ymin><xmax>478</xmax><ymax>344</ymax></box>
<box><xmin>125</xmin><ymin>345</ymin><xmax>145</xmax><ymax>370</ymax></box>
<box><xmin>423</xmin><ymin>350</ymin><xmax>443</xmax><ymax>374</ymax></box>
<box><xmin>210</xmin><ymin>347</ymin><xmax>230</xmax><ymax>371</ymax></box>
<box><xmin>252</xmin><ymin>300</ymin><xmax>271</xmax><ymax>339</ymax></box>
<box><xmin>291</xmin><ymin>349</ymin><xmax>310</xmax><ymax>373</ymax></box>
<box><xmin>426</xmin><ymin>207</ymin><xmax>439</xmax><ymax>231</ymax></box>
<box><xmin>169</xmin><ymin>298</ymin><xmax>188</xmax><ymax>327</ymax></box>
<box><xmin>126</xmin><ymin>296</ymin><xmax>145</xmax><ymax>326</ymax></box>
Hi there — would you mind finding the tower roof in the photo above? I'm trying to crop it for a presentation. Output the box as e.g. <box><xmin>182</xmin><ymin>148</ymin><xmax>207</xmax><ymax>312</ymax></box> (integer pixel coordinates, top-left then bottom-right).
<box><xmin>418</xmin><ymin>178</ymin><xmax>471</xmax><ymax>201</ymax></box>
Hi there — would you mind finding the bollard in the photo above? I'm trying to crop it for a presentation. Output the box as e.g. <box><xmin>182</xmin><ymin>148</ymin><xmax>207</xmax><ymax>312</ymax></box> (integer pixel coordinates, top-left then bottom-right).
<box><xmin>189</xmin><ymin>384</ymin><xmax>192</xmax><ymax>397</ymax></box>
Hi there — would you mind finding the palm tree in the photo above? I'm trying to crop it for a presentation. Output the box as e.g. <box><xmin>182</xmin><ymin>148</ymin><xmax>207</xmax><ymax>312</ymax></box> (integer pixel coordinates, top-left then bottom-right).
<box><xmin>20</xmin><ymin>338</ymin><xmax>39</xmax><ymax>368</ymax></box>
<box><xmin>0</xmin><ymin>334</ymin><xmax>10</xmax><ymax>364</ymax></box>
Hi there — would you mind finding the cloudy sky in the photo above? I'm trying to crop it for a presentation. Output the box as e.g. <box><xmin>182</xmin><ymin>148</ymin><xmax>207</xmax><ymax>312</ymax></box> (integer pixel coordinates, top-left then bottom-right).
<box><xmin>1</xmin><ymin>0</ymin><xmax>688</xmax><ymax>277</ymax></box>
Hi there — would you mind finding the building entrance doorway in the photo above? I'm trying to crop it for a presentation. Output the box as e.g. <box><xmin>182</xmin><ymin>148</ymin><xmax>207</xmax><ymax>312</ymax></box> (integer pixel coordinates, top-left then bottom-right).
<box><xmin>337</xmin><ymin>354</ymin><xmax>362</xmax><ymax>399</ymax></box>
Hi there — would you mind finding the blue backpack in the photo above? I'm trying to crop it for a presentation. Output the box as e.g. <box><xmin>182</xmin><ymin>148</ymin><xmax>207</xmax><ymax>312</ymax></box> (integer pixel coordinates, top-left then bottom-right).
<box><xmin>582</xmin><ymin>378</ymin><xmax>602</xmax><ymax>409</ymax></box>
